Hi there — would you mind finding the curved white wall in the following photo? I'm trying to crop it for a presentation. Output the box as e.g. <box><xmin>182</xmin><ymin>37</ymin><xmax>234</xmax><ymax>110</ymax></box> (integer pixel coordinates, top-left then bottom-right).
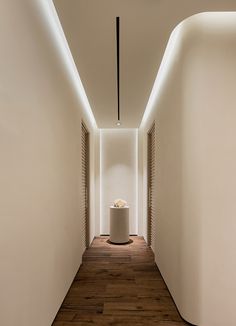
<box><xmin>0</xmin><ymin>1</ymin><xmax>97</xmax><ymax>325</ymax></box>
<box><xmin>140</xmin><ymin>12</ymin><xmax>236</xmax><ymax>326</ymax></box>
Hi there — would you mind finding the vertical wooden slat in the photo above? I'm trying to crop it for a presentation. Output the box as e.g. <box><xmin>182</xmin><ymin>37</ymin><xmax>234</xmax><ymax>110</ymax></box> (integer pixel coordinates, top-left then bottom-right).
<box><xmin>81</xmin><ymin>122</ymin><xmax>90</xmax><ymax>249</ymax></box>
<box><xmin>147</xmin><ymin>123</ymin><xmax>155</xmax><ymax>248</ymax></box>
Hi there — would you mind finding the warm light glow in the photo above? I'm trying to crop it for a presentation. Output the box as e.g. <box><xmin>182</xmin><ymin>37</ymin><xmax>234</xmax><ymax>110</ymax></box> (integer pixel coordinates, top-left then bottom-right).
<box><xmin>140</xmin><ymin>12</ymin><xmax>236</xmax><ymax>129</ymax></box>
<box><xmin>38</xmin><ymin>0</ymin><xmax>97</xmax><ymax>128</ymax></box>
<box><xmin>140</xmin><ymin>22</ymin><xmax>183</xmax><ymax>128</ymax></box>
<box><xmin>116</xmin><ymin>121</ymin><xmax>121</xmax><ymax>126</ymax></box>
<box><xmin>100</xmin><ymin>129</ymin><xmax>139</xmax><ymax>234</ymax></box>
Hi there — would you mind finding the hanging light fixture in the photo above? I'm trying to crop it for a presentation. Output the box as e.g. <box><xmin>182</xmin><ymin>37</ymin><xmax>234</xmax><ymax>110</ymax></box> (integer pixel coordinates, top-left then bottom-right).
<box><xmin>116</xmin><ymin>16</ymin><xmax>121</xmax><ymax>126</ymax></box>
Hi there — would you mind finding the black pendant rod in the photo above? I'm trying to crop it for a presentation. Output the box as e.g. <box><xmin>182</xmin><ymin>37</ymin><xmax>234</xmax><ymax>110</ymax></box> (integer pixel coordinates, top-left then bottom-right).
<box><xmin>116</xmin><ymin>17</ymin><xmax>120</xmax><ymax>122</ymax></box>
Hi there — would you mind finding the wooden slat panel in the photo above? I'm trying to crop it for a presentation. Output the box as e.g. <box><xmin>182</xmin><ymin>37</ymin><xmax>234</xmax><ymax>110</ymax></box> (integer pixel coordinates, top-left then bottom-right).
<box><xmin>81</xmin><ymin>122</ymin><xmax>90</xmax><ymax>249</ymax></box>
<box><xmin>147</xmin><ymin>123</ymin><xmax>156</xmax><ymax>248</ymax></box>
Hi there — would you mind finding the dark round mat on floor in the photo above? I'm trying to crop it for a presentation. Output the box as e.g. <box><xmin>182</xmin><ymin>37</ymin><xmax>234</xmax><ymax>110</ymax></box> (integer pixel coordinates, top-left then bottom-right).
<box><xmin>106</xmin><ymin>239</ymin><xmax>133</xmax><ymax>245</ymax></box>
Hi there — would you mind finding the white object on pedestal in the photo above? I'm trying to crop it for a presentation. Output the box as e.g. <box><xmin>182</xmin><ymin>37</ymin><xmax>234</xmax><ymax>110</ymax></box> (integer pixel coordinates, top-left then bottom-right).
<box><xmin>109</xmin><ymin>206</ymin><xmax>129</xmax><ymax>244</ymax></box>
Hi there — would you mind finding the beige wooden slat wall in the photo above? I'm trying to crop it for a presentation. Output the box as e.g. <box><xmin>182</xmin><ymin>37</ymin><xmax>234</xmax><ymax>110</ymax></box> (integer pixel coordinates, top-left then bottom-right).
<box><xmin>147</xmin><ymin>123</ymin><xmax>156</xmax><ymax>248</ymax></box>
<box><xmin>81</xmin><ymin>122</ymin><xmax>89</xmax><ymax>249</ymax></box>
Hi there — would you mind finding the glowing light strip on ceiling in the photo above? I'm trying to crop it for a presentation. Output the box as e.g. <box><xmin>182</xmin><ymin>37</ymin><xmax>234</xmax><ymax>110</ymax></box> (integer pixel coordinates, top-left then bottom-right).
<box><xmin>39</xmin><ymin>0</ymin><xmax>97</xmax><ymax>128</ymax></box>
<box><xmin>140</xmin><ymin>22</ymin><xmax>183</xmax><ymax>128</ymax></box>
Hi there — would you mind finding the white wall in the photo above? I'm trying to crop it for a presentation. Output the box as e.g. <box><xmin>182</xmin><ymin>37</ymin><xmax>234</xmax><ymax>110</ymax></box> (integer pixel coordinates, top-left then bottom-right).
<box><xmin>140</xmin><ymin>12</ymin><xmax>236</xmax><ymax>326</ymax></box>
<box><xmin>100</xmin><ymin>129</ymin><xmax>138</xmax><ymax>235</ymax></box>
<box><xmin>0</xmin><ymin>1</ymin><xmax>97</xmax><ymax>326</ymax></box>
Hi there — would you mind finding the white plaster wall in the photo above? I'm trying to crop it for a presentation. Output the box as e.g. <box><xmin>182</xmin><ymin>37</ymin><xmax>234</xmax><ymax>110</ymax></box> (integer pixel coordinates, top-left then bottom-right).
<box><xmin>183</xmin><ymin>14</ymin><xmax>236</xmax><ymax>326</ymax></box>
<box><xmin>100</xmin><ymin>129</ymin><xmax>138</xmax><ymax>235</ymax></box>
<box><xmin>140</xmin><ymin>12</ymin><xmax>236</xmax><ymax>326</ymax></box>
<box><xmin>0</xmin><ymin>1</ymin><xmax>97</xmax><ymax>326</ymax></box>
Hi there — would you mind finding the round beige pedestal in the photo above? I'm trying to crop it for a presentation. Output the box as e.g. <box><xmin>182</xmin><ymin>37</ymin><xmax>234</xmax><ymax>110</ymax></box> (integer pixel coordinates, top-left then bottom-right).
<box><xmin>109</xmin><ymin>206</ymin><xmax>129</xmax><ymax>244</ymax></box>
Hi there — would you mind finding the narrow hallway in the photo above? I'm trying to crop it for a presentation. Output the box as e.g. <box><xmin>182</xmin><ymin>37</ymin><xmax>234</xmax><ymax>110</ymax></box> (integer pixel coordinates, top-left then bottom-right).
<box><xmin>53</xmin><ymin>237</ymin><xmax>189</xmax><ymax>325</ymax></box>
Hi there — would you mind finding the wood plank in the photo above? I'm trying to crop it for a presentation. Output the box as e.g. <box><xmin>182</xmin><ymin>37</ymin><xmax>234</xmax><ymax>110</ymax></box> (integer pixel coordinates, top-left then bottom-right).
<box><xmin>52</xmin><ymin>236</ymin><xmax>190</xmax><ymax>326</ymax></box>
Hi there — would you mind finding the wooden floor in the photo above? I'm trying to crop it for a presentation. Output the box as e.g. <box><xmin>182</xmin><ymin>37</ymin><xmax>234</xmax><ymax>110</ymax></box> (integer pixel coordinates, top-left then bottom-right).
<box><xmin>52</xmin><ymin>236</ymin><xmax>190</xmax><ymax>326</ymax></box>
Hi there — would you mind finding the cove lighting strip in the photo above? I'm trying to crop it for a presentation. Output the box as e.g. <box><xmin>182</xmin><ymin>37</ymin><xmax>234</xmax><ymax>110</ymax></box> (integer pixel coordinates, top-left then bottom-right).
<box><xmin>140</xmin><ymin>22</ymin><xmax>183</xmax><ymax>128</ymax></box>
<box><xmin>37</xmin><ymin>0</ymin><xmax>97</xmax><ymax>128</ymax></box>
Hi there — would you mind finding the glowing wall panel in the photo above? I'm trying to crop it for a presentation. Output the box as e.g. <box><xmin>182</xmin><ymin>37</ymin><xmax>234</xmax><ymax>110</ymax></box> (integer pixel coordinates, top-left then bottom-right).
<box><xmin>100</xmin><ymin>129</ymin><xmax>138</xmax><ymax>235</ymax></box>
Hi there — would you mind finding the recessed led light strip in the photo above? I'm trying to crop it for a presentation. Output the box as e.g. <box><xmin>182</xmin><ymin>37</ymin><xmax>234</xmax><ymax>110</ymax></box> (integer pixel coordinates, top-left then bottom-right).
<box><xmin>38</xmin><ymin>0</ymin><xmax>97</xmax><ymax>129</ymax></box>
<box><xmin>140</xmin><ymin>22</ymin><xmax>182</xmax><ymax>129</ymax></box>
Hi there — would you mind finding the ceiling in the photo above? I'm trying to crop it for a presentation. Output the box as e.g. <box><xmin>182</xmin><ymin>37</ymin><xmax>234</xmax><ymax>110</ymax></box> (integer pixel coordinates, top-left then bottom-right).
<box><xmin>53</xmin><ymin>0</ymin><xmax>236</xmax><ymax>128</ymax></box>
